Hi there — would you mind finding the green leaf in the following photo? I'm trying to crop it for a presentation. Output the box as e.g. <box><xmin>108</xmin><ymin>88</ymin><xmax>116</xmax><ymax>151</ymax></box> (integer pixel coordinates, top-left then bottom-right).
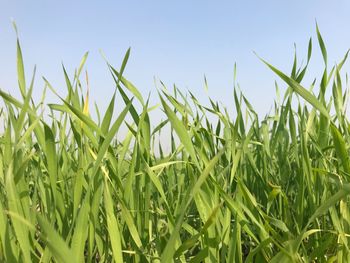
<box><xmin>259</xmin><ymin>57</ymin><xmax>330</xmax><ymax>119</ymax></box>
<box><xmin>36</xmin><ymin>214</ymin><xmax>73</xmax><ymax>263</ymax></box>
<box><xmin>16</xmin><ymin>38</ymin><xmax>26</xmax><ymax>97</ymax></box>
<box><xmin>90</xmin><ymin>101</ymin><xmax>131</xmax><ymax>179</ymax></box>
<box><xmin>44</xmin><ymin>124</ymin><xmax>58</xmax><ymax>203</ymax></box>
<box><xmin>70</xmin><ymin>192</ymin><xmax>90</xmax><ymax>263</ymax></box>
<box><xmin>160</xmin><ymin>95</ymin><xmax>198</xmax><ymax>168</ymax></box>
<box><xmin>330</xmin><ymin>123</ymin><xmax>350</xmax><ymax>174</ymax></box>
<box><xmin>110</xmin><ymin>66</ymin><xmax>144</xmax><ymax>105</ymax></box>
<box><xmin>316</xmin><ymin>22</ymin><xmax>327</xmax><ymax>66</ymax></box>
<box><xmin>101</xmin><ymin>92</ymin><xmax>116</xmax><ymax>135</ymax></box>
<box><xmin>104</xmin><ymin>180</ymin><xmax>123</xmax><ymax>262</ymax></box>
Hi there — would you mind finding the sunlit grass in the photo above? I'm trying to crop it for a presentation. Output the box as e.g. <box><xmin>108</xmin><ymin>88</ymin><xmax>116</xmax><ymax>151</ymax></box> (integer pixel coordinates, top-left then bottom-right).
<box><xmin>1</xmin><ymin>25</ymin><xmax>350</xmax><ymax>262</ymax></box>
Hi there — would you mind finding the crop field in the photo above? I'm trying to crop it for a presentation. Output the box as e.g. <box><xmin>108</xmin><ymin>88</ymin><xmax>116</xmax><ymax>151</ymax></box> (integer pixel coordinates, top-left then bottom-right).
<box><xmin>1</xmin><ymin>27</ymin><xmax>350</xmax><ymax>262</ymax></box>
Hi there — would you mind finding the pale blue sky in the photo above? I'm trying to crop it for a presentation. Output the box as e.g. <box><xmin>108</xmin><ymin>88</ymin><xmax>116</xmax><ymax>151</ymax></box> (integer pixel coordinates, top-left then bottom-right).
<box><xmin>1</xmin><ymin>1</ymin><xmax>350</xmax><ymax>117</ymax></box>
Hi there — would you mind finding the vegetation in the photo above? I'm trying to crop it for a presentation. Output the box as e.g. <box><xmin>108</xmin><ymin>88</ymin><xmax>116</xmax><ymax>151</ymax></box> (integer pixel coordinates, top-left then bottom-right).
<box><xmin>1</xmin><ymin>26</ymin><xmax>350</xmax><ymax>262</ymax></box>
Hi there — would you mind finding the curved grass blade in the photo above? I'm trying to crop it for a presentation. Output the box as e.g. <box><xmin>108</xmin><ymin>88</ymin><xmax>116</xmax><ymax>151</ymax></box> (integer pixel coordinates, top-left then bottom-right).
<box><xmin>258</xmin><ymin>56</ymin><xmax>330</xmax><ymax>119</ymax></box>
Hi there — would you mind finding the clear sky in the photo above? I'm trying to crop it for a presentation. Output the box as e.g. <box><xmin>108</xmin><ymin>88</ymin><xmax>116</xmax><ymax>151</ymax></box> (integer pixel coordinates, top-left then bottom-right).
<box><xmin>1</xmin><ymin>1</ymin><xmax>350</xmax><ymax>118</ymax></box>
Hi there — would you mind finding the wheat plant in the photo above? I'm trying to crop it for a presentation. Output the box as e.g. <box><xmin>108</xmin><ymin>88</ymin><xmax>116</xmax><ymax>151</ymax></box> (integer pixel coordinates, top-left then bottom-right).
<box><xmin>0</xmin><ymin>25</ymin><xmax>350</xmax><ymax>262</ymax></box>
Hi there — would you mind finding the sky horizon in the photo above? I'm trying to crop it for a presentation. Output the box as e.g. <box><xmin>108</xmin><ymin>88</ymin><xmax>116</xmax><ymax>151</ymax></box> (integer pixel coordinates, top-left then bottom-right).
<box><xmin>1</xmin><ymin>1</ymin><xmax>350</xmax><ymax>121</ymax></box>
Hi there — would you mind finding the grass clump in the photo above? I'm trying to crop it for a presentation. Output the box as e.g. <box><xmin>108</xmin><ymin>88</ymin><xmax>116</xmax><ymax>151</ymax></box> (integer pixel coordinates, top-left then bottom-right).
<box><xmin>1</xmin><ymin>26</ymin><xmax>350</xmax><ymax>262</ymax></box>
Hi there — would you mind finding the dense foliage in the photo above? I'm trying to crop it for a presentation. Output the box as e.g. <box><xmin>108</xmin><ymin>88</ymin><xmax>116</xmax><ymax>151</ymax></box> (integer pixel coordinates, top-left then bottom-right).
<box><xmin>1</xmin><ymin>26</ymin><xmax>350</xmax><ymax>262</ymax></box>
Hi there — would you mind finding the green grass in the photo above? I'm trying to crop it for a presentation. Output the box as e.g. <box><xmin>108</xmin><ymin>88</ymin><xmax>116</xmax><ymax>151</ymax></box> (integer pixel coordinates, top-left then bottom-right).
<box><xmin>1</xmin><ymin>26</ymin><xmax>350</xmax><ymax>262</ymax></box>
